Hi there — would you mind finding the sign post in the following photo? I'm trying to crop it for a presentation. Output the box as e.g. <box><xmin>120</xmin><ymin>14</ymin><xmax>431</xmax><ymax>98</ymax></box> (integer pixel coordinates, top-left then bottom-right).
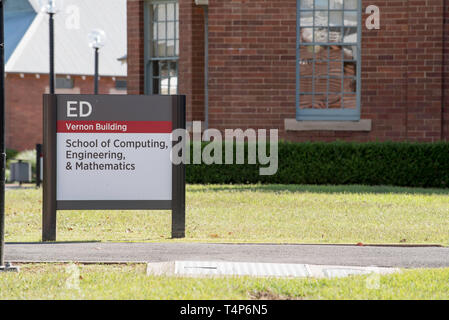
<box><xmin>42</xmin><ymin>94</ymin><xmax>186</xmax><ymax>241</ymax></box>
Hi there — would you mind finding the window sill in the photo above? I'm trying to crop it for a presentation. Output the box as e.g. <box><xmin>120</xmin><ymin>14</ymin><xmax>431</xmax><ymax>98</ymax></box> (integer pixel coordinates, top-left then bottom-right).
<box><xmin>284</xmin><ymin>119</ymin><xmax>372</xmax><ymax>132</ymax></box>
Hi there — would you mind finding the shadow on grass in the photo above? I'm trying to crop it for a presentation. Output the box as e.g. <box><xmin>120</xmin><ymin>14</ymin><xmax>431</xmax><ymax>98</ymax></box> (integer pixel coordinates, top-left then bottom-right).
<box><xmin>7</xmin><ymin>241</ymin><xmax>101</xmax><ymax>245</ymax></box>
<box><xmin>188</xmin><ymin>184</ymin><xmax>449</xmax><ymax>195</ymax></box>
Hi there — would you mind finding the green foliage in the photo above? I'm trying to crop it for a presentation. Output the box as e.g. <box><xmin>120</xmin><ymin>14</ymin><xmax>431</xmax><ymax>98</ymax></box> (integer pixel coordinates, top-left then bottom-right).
<box><xmin>5</xmin><ymin>149</ymin><xmax>19</xmax><ymax>181</ymax></box>
<box><xmin>14</xmin><ymin>149</ymin><xmax>37</xmax><ymax>168</ymax></box>
<box><xmin>6</xmin><ymin>148</ymin><xmax>18</xmax><ymax>160</ymax></box>
<box><xmin>186</xmin><ymin>142</ymin><xmax>449</xmax><ymax>188</ymax></box>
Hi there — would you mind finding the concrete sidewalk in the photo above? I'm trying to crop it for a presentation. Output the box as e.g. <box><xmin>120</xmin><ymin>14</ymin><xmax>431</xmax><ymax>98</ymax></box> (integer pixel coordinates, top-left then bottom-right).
<box><xmin>5</xmin><ymin>242</ymin><xmax>449</xmax><ymax>268</ymax></box>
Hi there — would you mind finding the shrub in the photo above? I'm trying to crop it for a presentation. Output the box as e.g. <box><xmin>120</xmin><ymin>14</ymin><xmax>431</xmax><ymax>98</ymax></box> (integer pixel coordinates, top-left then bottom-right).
<box><xmin>5</xmin><ymin>149</ymin><xmax>18</xmax><ymax>182</ymax></box>
<box><xmin>186</xmin><ymin>141</ymin><xmax>449</xmax><ymax>188</ymax></box>
<box><xmin>6</xmin><ymin>148</ymin><xmax>18</xmax><ymax>160</ymax></box>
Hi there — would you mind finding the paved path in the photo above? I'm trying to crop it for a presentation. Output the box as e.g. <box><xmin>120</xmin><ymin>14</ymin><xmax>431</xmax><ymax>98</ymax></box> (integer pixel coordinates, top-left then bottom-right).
<box><xmin>5</xmin><ymin>243</ymin><xmax>449</xmax><ymax>268</ymax></box>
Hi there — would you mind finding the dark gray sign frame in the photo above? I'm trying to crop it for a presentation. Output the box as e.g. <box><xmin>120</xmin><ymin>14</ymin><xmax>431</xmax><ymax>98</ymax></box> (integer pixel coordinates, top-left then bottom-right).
<box><xmin>43</xmin><ymin>94</ymin><xmax>186</xmax><ymax>241</ymax></box>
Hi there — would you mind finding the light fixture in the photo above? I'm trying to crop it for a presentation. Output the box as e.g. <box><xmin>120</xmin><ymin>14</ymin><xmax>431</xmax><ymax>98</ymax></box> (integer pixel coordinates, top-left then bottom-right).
<box><xmin>39</xmin><ymin>0</ymin><xmax>63</xmax><ymax>14</ymax></box>
<box><xmin>88</xmin><ymin>29</ymin><xmax>107</xmax><ymax>94</ymax></box>
<box><xmin>39</xmin><ymin>0</ymin><xmax>64</xmax><ymax>94</ymax></box>
<box><xmin>88</xmin><ymin>29</ymin><xmax>107</xmax><ymax>49</ymax></box>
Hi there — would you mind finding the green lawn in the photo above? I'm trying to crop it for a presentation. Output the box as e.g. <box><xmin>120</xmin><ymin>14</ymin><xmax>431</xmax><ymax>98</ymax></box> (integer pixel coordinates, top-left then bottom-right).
<box><xmin>5</xmin><ymin>184</ymin><xmax>449</xmax><ymax>244</ymax></box>
<box><xmin>0</xmin><ymin>264</ymin><xmax>448</xmax><ymax>300</ymax></box>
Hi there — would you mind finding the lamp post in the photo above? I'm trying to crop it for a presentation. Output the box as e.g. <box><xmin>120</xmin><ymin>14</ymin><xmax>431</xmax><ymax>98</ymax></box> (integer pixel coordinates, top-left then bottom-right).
<box><xmin>88</xmin><ymin>29</ymin><xmax>106</xmax><ymax>94</ymax></box>
<box><xmin>0</xmin><ymin>0</ymin><xmax>19</xmax><ymax>273</ymax></box>
<box><xmin>39</xmin><ymin>0</ymin><xmax>62</xmax><ymax>94</ymax></box>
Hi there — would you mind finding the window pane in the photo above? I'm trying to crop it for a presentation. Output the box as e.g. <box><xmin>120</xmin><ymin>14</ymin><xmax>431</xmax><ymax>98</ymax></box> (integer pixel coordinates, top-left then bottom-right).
<box><xmin>344</xmin><ymin>61</ymin><xmax>356</xmax><ymax>78</ymax></box>
<box><xmin>153</xmin><ymin>78</ymin><xmax>160</xmax><ymax>94</ymax></box>
<box><xmin>158</xmin><ymin>22</ymin><xmax>166</xmax><ymax>39</ymax></box>
<box><xmin>152</xmin><ymin>40</ymin><xmax>159</xmax><ymax>56</ymax></box>
<box><xmin>344</xmin><ymin>11</ymin><xmax>357</xmax><ymax>26</ymax></box>
<box><xmin>343</xmin><ymin>27</ymin><xmax>357</xmax><ymax>43</ymax></box>
<box><xmin>153</xmin><ymin>23</ymin><xmax>157</xmax><ymax>39</ymax></box>
<box><xmin>343</xmin><ymin>94</ymin><xmax>357</xmax><ymax>109</ymax></box>
<box><xmin>315</xmin><ymin>0</ymin><xmax>328</xmax><ymax>9</ymax></box>
<box><xmin>328</xmin><ymin>94</ymin><xmax>342</xmax><ymax>108</ymax></box>
<box><xmin>299</xmin><ymin>94</ymin><xmax>314</xmax><ymax>109</ymax></box>
<box><xmin>158</xmin><ymin>4</ymin><xmax>166</xmax><ymax>21</ymax></box>
<box><xmin>152</xmin><ymin>61</ymin><xmax>160</xmax><ymax>77</ymax></box>
<box><xmin>300</xmin><ymin>11</ymin><xmax>313</xmax><ymax>26</ymax></box>
<box><xmin>167</xmin><ymin>22</ymin><xmax>175</xmax><ymax>39</ymax></box>
<box><xmin>300</xmin><ymin>0</ymin><xmax>313</xmax><ymax>9</ymax></box>
<box><xmin>152</xmin><ymin>4</ymin><xmax>158</xmax><ymax>21</ymax></box>
<box><xmin>160</xmin><ymin>78</ymin><xmax>169</xmax><ymax>95</ymax></box>
<box><xmin>344</xmin><ymin>0</ymin><xmax>358</xmax><ymax>10</ymax></box>
<box><xmin>158</xmin><ymin>42</ymin><xmax>166</xmax><ymax>56</ymax></box>
<box><xmin>329</xmin><ymin>27</ymin><xmax>342</xmax><ymax>42</ymax></box>
<box><xmin>330</xmin><ymin>0</ymin><xmax>343</xmax><ymax>9</ymax></box>
<box><xmin>314</xmin><ymin>11</ymin><xmax>328</xmax><ymax>26</ymax></box>
<box><xmin>169</xmin><ymin>61</ymin><xmax>177</xmax><ymax>76</ymax></box>
<box><xmin>167</xmin><ymin>40</ymin><xmax>175</xmax><ymax>56</ymax></box>
<box><xmin>328</xmin><ymin>78</ymin><xmax>342</xmax><ymax>93</ymax></box>
<box><xmin>167</xmin><ymin>3</ymin><xmax>175</xmax><ymax>20</ymax></box>
<box><xmin>300</xmin><ymin>27</ymin><xmax>313</xmax><ymax>43</ymax></box>
<box><xmin>329</xmin><ymin>11</ymin><xmax>343</xmax><ymax>26</ymax></box>
<box><xmin>314</xmin><ymin>46</ymin><xmax>327</xmax><ymax>61</ymax></box>
<box><xmin>343</xmin><ymin>77</ymin><xmax>356</xmax><ymax>93</ymax></box>
<box><xmin>169</xmin><ymin>77</ymin><xmax>178</xmax><ymax>94</ymax></box>
<box><xmin>160</xmin><ymin>61</ymin><xmax>169</xmax><ymax>77</ymax></box>
<box><xmin>342</xmin><ymin>45</ymin><xmax>357</xmax><ymax>61</ymax></box>
<box><xmin>329</xmin><ymin>47</ymin><xmax>342</xmax><ymax>61</ymax></box>
<box><xmin>314</xmin><ymin>28</ymin><xmax>328</xmax><ymax>43</ymax></box>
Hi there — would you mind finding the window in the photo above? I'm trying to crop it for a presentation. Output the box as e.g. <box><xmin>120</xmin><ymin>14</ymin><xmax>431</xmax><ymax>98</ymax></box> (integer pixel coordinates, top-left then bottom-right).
<box><xmin>297</xmin><ymin>0</ymin><xmax>361</xmax><ymax>121</ymax></box>
<box><xmin>145</xmin><ymin>0</ymin><xmax>179</xmax><ymax>95</ymax></box>
<box><xmin>115</xmin><ymin>80</ymin><xmax>127</xmax><ymax>90</ymax></box>
<box><xmin>56</xmin><ymin>77</ymin><xmax>74</xmax><ymax>89</ymax></box>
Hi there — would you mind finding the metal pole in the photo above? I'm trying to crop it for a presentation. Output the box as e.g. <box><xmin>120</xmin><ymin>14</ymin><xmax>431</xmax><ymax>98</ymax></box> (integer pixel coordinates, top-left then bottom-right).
<box><xmin>36</xmin><ymin>144</ymin><xmax>42</xmax><ymax>188</ymax></box>
<box><xmin>49</xmin><ymin>12</ymin><xmax>55</xmax><ymax>94</ymax></box>
<box><xmin>42</xmin><ymin>95</ymin><xmax>57</xmax><ymax>242</ymax></box>
<box><xmin>0</xmin><ymin>0</ymin><xmax>19</xmax><ymax>272</ymax></box>
<box><xmin>0</xmin><ymin>0</ymin><xmax>6</xmax><ymax>268</ymax></box>
<box><xmin>94</xmin><ymin>48</ymin><xmax>99</xmax><ymax>94</ymax></box>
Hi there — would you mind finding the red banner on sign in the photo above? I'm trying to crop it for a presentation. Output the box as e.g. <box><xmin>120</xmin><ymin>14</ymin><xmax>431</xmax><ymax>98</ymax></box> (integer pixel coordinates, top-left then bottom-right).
<box><xmin>57</xmin><ymin>121</ymin><xmax>173</xmax><ymax>133</ymax></box>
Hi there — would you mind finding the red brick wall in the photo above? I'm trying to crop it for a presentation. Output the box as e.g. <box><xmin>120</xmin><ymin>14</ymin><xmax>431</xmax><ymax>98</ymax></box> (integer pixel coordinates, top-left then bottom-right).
<box><xmin>443</xmin><ymin>0</ymin><xmax>449</xmax><ymax>140</ymax></box>
<box><xmin>404</xmin><ymin>0</ymin><xmax>444</xmax><ymax>142</ymax></box>
<box><xmin>5</xmin><ymin>74</ymin><xmax>124</xmax><ymax>151</ymax></box>
<box><xmin>127</xmin><ymin>0</ymin><xmax>145</xmax><ymax>94</ymax></box>
<box><xmin>127</xmin><ymin>0</ymin><xmax>448</xmax><ymax>142</ymax></box>
<box><xmin>179</xmin><ymin>1</ymin><xmax>205</xmax><ymax>122</ymax></box>
<box><xmin>207</xmin><ymin>0</ymin><xmax>297</xmax><ymax>136</ymax></box>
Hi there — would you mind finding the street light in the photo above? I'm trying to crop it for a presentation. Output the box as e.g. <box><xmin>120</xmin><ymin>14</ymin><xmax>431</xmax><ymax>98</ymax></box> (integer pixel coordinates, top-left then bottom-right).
<box><xmin>39</xmin><ymin>0</ymin><xmax>63</xmax><ymax>94</ymax></box>
<box><xmin>88</xmin><ymin>29</ymin><xmax>106</xmax><ymax>94</ymax></box>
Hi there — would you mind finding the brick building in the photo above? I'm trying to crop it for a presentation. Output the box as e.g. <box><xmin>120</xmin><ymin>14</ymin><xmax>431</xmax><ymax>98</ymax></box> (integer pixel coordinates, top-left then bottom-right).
<box><xmin>127</xmin><ymin>0</ymin><xmax>449</xmax><ymax>142</ymax></box>
<box><xmin>6</xmin><ymin>0</ymin><xmax>127</xmax><ymax>151</ymax></box>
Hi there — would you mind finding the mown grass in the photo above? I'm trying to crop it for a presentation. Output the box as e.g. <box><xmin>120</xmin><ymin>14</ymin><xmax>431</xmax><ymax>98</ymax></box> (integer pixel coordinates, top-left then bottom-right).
<box><xmin>0</xmin><ymin>264</ymin><xmax>448</xmax><ymax>300</ymax></box>
<box><xmin>4</xmin><ymin>184</ymin><xmax>449</xmax><ymax>245</ymax></box>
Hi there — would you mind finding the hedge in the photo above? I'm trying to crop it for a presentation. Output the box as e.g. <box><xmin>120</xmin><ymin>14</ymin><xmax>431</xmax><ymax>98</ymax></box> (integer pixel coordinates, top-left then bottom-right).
<box><xmin>6</xmin><ymin>149</ymin><xmax>18</xmax><ymax>160</ymax></box>
<box><xmin>186</xmin><ymin>142</ymin><xmax>449</xmax><ymax>188</ymax></box>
